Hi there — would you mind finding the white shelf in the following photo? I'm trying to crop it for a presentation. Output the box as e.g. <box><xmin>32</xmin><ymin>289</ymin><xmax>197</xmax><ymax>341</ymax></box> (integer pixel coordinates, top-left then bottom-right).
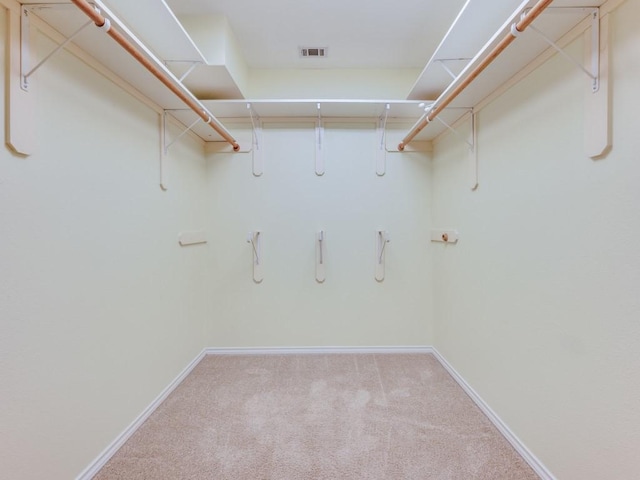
<box><xmin>23</xmin><ymin>0</ymin><xmax>609</xmax><ymax>144</ymax></box>
<box><xmin>407</xmin><ymin>0</ymin><xmax>607</xmax><ymax>139</ymax></box>
<box><xmin>25</xmin><ymin>0</ymin><xmax>244</xmax><ymax>141</ymax></box>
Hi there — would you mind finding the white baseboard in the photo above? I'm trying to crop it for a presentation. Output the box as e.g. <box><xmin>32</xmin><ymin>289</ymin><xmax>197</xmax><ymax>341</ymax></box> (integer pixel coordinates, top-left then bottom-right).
<box><xmin>78</xmin><ymin>345</ymin><xmax>554</xmax><ymax>480</ymax></box>
<box><xmin>75</xmin><ymin>348</ymin><xmax>208</xmax><ymax>480</ymax></box>
<box><xmin>430</xmin><ymin>348</ymin><xmax>556</xmax><ymax>480</ymax></box>
<box><xmin>205</xmin><ymin>345</ymin><xmax>435</xmax><ymax>355</ymax></box>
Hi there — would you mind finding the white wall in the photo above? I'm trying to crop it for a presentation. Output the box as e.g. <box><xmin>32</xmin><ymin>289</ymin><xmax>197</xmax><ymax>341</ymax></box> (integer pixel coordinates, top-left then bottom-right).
<box><xmin>247</xmin><ymin>68</ymin><xmax>420</xmax><ymax>99</ymax></box>
<box><xmin>0</xmin><ymin>11</ymin><xmax>209</xmax><ymax>480</ymax></box>
<box><xmin>430</xmin><ymin>1</ymin><xmax>640</xmax><ymax>478</ymax></box>
<box><xmin>204</xmin><ymin>123</ymin><xmax>433</xmax><ymax>347</ymax></box>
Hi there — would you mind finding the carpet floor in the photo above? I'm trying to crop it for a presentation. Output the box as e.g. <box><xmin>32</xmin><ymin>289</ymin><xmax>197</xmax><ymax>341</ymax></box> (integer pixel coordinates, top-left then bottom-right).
<box><xmin>93</xmin><ymin>353</ymin><xmax>539</xmax><ymax>479</ymax></box>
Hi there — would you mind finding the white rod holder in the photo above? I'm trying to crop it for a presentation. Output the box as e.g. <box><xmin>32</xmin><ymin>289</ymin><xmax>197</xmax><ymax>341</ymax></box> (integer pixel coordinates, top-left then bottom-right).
<box><xmin>431</xmin><ymin>229</ymin><xmax>459</xmax><ymax>243</ymax></box>
<box><xmin>246</xmin><ymin>231</ymin><xmax>263</xmax><ymax>283</ymax></box>
<box><xmin>316</xmin><ymin>230</ymin><xmax>326</xmax><ymax>283</ymax></box>
<box><xmin>375</xmin><ymin>230</ymin><xmax>390</xmax><ymax>282</ymax></box>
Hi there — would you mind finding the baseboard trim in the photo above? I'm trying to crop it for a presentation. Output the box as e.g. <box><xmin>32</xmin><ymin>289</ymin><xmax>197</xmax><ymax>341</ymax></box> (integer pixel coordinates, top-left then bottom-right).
<box><xmin>78</xmin><ymin>345</ymin><xmax>554</xmax><ymax>480</ymax></box>
<box><xmin>75</xmin><ymin>348</ymin><xmax>208</xmax><ymax>480</ymax></box>
<box><xmin>431</xmin><ymin>348</ymin><xmax>556</xmax><ymax>480</ymax></box>
<box><xmin>205</xmin><ymin>345</ymin><xmax>435</xmax><ymax>355</ymax></box>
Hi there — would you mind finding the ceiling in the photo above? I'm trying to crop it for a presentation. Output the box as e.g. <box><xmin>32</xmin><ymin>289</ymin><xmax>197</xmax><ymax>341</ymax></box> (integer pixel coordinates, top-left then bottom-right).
<box><xmin>164</xmin><ymin>0</ymin><xmax>468</xmax><ymax>69</ymax></box>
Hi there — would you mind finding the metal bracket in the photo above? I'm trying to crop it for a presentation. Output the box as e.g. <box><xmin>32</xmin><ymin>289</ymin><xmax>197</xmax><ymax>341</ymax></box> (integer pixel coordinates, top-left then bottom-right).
<box><xmin>163</xmin><ymin>110</ymin><xmax>203</xmax><ymax>153</ymax></box>
<box><xmin>432</xmin><ymin>109</ymin><xmax>478</xmax><ymax>190</ymax></box>
<box><xmin>164</xmin><ymin>60</ymin><xmax>202</xmax><ymax>82</ymax></box>
<box><xmin>434</xmin><ymin>58</ymin><xmax>472</xmax><ymax>80</ymax></box>
<box><xmin>247</xmin><ymin>231</ymin><xmax>263</xmax><ymax>283</ymax></box>
<box><xmin>315</xmin><ymin>103</ymin><xmax>325</xmax><ymax>176</ymax></box>
<box><xmin>21</xmin><ymin>6</ymin><xmax>94</xmax><ymax>91</ymax></box>
<box><xmin>160</xmin><ymin>110</ymin><xmax>206</xmax><ymax>190</ymax></box>
<box><xmin>316</xmin><ymin>230</ymin><xmax>326</xmax><ymax>283</ymax></box>
<box><xmin>376</xmin><ymin>104</ymin><xmax>390</xmax><ymax>176</ymax></box>
<box><xmin>247</xmin><ymin>103</ymin><xmax>264</xmax><ymax>177</ymax></box>
<box><xmin>469</xmin><ymin>111</ymin><xmax>478</xmax><ymax>191</ymax></box>
<box><xmin>375</xmin><ymin>230</ymin><xmax>390</xmax><ymax>282</ymax></box>
<box><xmin>435</xmin><ymin>115</ymin><xmax>474</xmax><ymax>150</ymax></box>
<box><xmin>526</xmin><ymin>8</ymin><xmax>600</xmax><ymax>92</ymax></box>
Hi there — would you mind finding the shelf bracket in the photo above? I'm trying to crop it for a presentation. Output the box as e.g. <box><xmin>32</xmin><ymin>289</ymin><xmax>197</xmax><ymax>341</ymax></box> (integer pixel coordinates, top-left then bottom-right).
<box><xmin>163</xmin><ymin>111</ymin><xmax>203</xmax><ymax>153</ymax></box>
<box><xmin>7</xmin><ymin>6</ymin><xmax>36</xmax><ymax>155</ymax></box>
<box><xmin>584</xmin><ymin>9</ymin><xmax>610</xmax><ymax>158</ymax></box>
<box><xmin>376</xmin><ymin>104</ymin><xmax>390</xmax><ymax>176</ymax></box>
<box><xmin>164</xmin><ymin>60</ymin><xmax>202</xmax><ymax>82</ymax></box>
<box><xmin>434</xmin><ymin>114</ymin><xmax>474</xmax><ymax>150</ymax></box>
<box><xmin>469</xmin><ymin>111</ymin><xmax>478</xmax><ymax>191</ymax></box>
<box><xmin>527</xmin><ymin>12</ymin><xmax>599</xmax><ymax>93</ymax></box>
<box><xmin>316</xmin><ymin>230</ymin><xmax>326</xmax><ymax>283</ymax></box>
<box><xmin>433</xmin><ymin>110</ymin><xmax>478</xmax><ymax>190</ymax></box>
<box><xmin>375</xmin><ymin>230</ymin><xmax>390</xmax><ymax>282</ymax></box>
<box><xmin>21</xmin><ymin>7</ymin><xmax>93</xmax><ymax>91</ymax></box>
<box><xmin>315</xmin><ymin>103</ymin><xmax>325</xmax><ymax>176</ymax></box>
<box><xmin>434</xmin><ymin>58</ymin><xmax>471</xmax><ymax>80</ymax></box>
<box><xmin>247</xmin><ymin>103</ymin><xmax>263</xmax><ymax>177</ymax></box>
<box><xmin>160</xmin><ymin>110</ymin><xmax>205</xmax><ymax>190</ymax></box>
<box><xmin>159</xmin><ymin>113</ymin><xmax>168</xmax><ymax>190</ymax></box>
<box><xmin>246</xmin><ymin>231</ymin><xmax>263</xmax><ymax>283</ymax></box>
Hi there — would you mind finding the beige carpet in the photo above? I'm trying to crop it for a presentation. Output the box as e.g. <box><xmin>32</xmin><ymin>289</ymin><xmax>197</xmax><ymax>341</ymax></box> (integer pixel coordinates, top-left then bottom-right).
<box><xmin>94</xmin><ymin>353</ymin><xmax>539</xmax><ymax>479</ymax></box>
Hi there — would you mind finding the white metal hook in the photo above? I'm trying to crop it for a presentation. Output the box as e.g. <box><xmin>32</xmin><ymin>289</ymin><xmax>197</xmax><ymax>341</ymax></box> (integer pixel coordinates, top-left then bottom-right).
<box><xmin>246</xmin><ymin>231</ymin><xmax>260</xmax><ymax>265</ymax></box>
<box><xmin>378</xmin><ymin>230</ymin><xmax>390</xmax><ymax>264</ymax></box>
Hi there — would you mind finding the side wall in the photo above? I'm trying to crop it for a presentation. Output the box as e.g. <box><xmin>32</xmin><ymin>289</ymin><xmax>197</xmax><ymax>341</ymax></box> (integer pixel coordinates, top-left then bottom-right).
<box><xmin>431</xmin><ymin>2</ymin><xmax>640</xmax><ymax>479</ymax></box>
<box><xmin>0</xmin><ymin>9</ymin><xmax>209</xmax><ymax>480</ymax></box>
<box><xmin>204</xmin><ymin>123</ymin><xmax>433</xmax><ymax>347</ymax></box>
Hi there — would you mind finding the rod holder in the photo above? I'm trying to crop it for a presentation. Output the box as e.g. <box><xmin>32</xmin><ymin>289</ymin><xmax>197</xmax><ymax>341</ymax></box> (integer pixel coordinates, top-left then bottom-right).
<box><xmin>375</xmin><ymin>230</ymin><xmax>390</xmax><ymax>282</ymax></box>
<box><xmin>316</xmin><ymin>230</ymin><xmax>326</xmax><ymax>283</ymax></box>
<box><xmin>246</xmin><ymin>231</ymin><xmax>263</xmax><ymax>283</ymax></box>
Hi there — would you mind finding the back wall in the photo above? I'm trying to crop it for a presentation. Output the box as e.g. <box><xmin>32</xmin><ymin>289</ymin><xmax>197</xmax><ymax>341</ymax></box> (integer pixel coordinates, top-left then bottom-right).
<box><xmin>204</xmin><ymin>122</ymin><xmax>433</xmax><ymax>347</ymax></box>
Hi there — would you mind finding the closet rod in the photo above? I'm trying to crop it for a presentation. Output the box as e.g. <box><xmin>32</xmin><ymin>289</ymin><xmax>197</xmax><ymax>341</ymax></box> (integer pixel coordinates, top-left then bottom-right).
<box><xmin>70</xmin><ymin>0</ymin><xmax>240</xmax><ymax>151</ymax></box>
<box><xmin>398</xmin><ymin>0</ymin><xmax>553</xmax><ymax>151</ymax></box>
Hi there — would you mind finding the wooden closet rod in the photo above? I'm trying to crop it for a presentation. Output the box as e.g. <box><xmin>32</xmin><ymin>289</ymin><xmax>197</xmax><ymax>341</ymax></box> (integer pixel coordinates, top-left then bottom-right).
<box><xmin>398</xmin><ymin>0</ymin><xmax>554</xmax><ymax>151</ymax></box>
<box><xmin>70</xmin><ymin>0</ymin><xmax>240</xmax><ymax>151</ymax></box>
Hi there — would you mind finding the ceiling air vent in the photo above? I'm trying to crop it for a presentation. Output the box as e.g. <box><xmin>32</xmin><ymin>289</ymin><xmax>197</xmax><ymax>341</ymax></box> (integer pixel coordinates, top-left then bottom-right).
<box><xmin>300</xmin><ymin>47</ymin><xmax>327</xmax><ymax>58</ymax></box>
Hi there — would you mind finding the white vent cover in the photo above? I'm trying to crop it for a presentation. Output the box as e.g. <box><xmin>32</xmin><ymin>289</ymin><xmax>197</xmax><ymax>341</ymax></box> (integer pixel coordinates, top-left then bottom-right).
<box><xmin>300</xmin><ymin>47</ymin><xmax>327</xmax><ymax>58</ymax></box>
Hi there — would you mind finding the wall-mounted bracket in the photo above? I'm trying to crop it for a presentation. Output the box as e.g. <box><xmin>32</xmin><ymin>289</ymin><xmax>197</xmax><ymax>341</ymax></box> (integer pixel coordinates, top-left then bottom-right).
<box><xmin>527</xmin><ymin>9</ymin><xmax>600</xmax><ymax>92</ymax></box>
<box><xmin>434</xmin><ymin>114</ymin><xmax>474</xmax><ymax>150</ymax></box>
<box><xmin>246</xmin><ymin>231</ymin><xmax>263</xmax><ymax>283</ymax></box>
<box><xmin>164</xmin><ymin>60</ymin><xmax>202</xmax><ymax>82</ymax></box>
<box><xmin>434</xmin><ymin>58</ymin><xmax>472</xmax><ymax>80</ymax></box>
<box><xmin>160</xmin><ymin>110</ymin><xmax>204</xmax><ymax>190</ymax></box>
<box><xmin>431</xmin><ymin>229</ymin><xmax>459</xmax><ymax>244</ymax></box>
<box><xmin>316</xmin><ymin>230</ymin><xmax>326</xmax><ymax>283</ymax></box>
<box><xmin>163</xmin><ymin>111</ymin><xmax>202</xmax><ymax>153</ymax></box>
<box><xmin>159</xmin><ymin>113</ymin><xmax>168</xmax><ymax>190</ymax></box>
<box><xmin>21</xmin><ymin>7</ymin><xmax>93</xmax><ymax>92</ymax></box>
<box><xmin>584</xmin><ymin>10</ymin><xmax>609</xmax><ymax>158</ymax></box>
<box><xmin>178</xmin><ymin>231</ymin><xmax>207</xmax><ymax>246</ymax></box>
<box><xmin>376</xmin><ymin>104</ymin><xmax>390</xmax><ymax>176</ymax></box>
<box><xmin>375</xmin><ymin>230</ymin><xmax>390</xmax><ymax>282</ymax></box>
<box><xmin>315</xmin><ymin>103</ymin><xmax>325</xmax><ymax>176</ymax></box>
<box><xmin>469</xmin><ymin>111</ymin><xmax>478</xmax><ymax>191</ymax></box>
<box><xmin>247</xmin><ymin>103</ymin><xmax>264</xmax><ymax>176</ymax></box>
<box><xmin>7</xmin><ymin>6</ymin><xmax>37</xmax><ymax>155</ymax></box>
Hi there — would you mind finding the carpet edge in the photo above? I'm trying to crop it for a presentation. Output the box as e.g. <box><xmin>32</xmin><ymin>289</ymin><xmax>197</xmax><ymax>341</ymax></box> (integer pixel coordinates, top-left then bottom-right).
<box><xmin>431</xmin><ymin>347</ymin><xmax>557</xmax><ymax>480</ymax></box>
<box><xmin>75</xmin><ymin>348</ymin><xmax>208</xmax><ymax>480</ymax></box>
<box><xmin>77</xmin><ymin>345</ymin><xmax>556</xmax><ymax>480</ymax></box>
